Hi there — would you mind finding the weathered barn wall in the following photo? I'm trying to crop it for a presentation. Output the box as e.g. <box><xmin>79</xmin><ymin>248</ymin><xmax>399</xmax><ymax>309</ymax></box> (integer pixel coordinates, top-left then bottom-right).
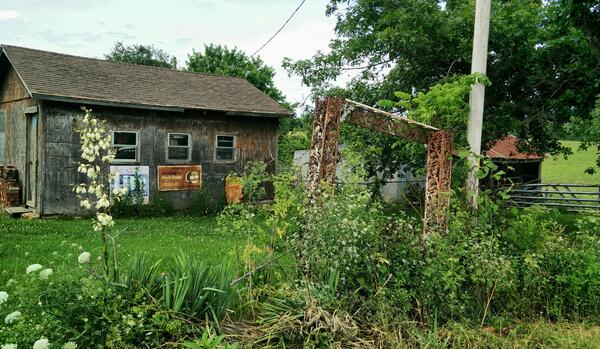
<box><xmin>0</xmin><ymin>62</ymin><xmax>38</xmax><ymax>205</ymax></box>
<box><xmin>41</xmin><ymin>101</ymin><xmax>279</xmax><ymax>215</ymax></box>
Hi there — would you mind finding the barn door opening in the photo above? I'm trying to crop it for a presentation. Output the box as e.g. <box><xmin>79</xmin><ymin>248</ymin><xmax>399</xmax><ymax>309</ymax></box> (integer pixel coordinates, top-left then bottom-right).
<box><xmin>25</xmin><ymin>113</ymin><xmax>38</xmax><ymax>208</ymax></box>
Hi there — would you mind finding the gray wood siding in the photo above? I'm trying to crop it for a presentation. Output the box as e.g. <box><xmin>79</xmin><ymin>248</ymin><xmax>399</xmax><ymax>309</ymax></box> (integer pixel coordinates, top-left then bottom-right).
<box><xmin>41</xmin><ymin>101</ymin><xmax>279</xmax><ymax>215</ymax></box>
<box><xmin>0</xmin><ymin>65</ymin><xmax>39</xmax><ymax>205</ymax></box>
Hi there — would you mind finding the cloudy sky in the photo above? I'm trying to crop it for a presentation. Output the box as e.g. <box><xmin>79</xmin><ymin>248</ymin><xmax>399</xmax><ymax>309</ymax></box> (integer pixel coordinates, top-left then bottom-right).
<box><xmin>0</xmin><ymin>0</ymin><xmax>339</xmax><ymax>109</ymax></box>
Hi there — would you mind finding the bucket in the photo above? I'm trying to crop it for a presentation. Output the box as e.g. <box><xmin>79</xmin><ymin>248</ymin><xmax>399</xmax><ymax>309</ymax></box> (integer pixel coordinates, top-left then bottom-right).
<box><xmin>225</xmin><ymin>175</ymin><xmax>243</xmax><ymax>204</ymax></box>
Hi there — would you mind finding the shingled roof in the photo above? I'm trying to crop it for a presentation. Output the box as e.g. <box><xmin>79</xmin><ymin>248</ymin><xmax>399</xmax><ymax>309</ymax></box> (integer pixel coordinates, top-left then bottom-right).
<box><xmin>0</xmin><ymin>45</ymin><xmax>292</xmax><ymax>117</ymax></box>
<box><xmin>484</xmin><ymin>135</ymin><xmax>544</xmax><ymax>161</ymax></box>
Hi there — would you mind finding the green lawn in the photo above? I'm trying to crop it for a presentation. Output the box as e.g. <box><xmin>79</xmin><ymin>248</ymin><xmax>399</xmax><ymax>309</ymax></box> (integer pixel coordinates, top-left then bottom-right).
<box><xmin>542</xmin><ymin>140</ymin><xmax>600</xmax><ymax>184</ymax></box>
<box><xmin>0</xmin><ymin>214</ymin><xmax>249</xmax><ymax>283</ymax></box>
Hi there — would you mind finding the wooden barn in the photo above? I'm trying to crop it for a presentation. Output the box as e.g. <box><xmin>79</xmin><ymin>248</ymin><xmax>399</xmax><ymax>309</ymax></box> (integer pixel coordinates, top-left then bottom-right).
<box><xmin>483</xmin><ymin>135</ymin><xmax>544</xmax><ymax>187</ymax></box>
<box><xmin>0</xmin><ymin>45</ymin><xmax>292</xmax><ymax>216</ymax></box>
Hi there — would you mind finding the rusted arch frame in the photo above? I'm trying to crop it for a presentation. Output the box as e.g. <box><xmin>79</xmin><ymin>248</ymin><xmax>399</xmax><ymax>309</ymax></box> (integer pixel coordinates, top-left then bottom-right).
<box><xmin>307</xmin><ymin>97</ymin><xmax>453</xmax><ymax>235</ymax></box>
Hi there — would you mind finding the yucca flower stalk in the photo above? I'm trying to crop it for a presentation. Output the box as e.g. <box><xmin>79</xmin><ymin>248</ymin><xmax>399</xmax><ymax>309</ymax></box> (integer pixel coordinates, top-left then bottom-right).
<box><xmin>73</xmin><ymin>107</ymin><xmax>125</xmax><ymax>280</ymax></box>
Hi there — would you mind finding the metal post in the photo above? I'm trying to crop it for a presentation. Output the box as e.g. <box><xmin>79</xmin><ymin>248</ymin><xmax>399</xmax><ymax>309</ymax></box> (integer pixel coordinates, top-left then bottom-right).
<box><xmin>306</xmin><ymin>97</ymin><xmax>343</xmax><ymax>200</ymax></box>
<box><xmin>424</xmin><ymin>130</ymin><xmax>453</xmax><ymax>235</ymax></box>
<box><xmin>466</xmin><ymin>0</ymin><xmax>491</xmax><ymax>208</ymax></box>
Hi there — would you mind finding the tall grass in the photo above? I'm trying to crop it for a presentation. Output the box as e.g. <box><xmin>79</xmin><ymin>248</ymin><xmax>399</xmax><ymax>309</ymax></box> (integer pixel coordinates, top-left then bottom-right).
<box><xmin>121</xmin><ymin>253</ymin><xmax>237</xmax><ymax>324</ymax></box>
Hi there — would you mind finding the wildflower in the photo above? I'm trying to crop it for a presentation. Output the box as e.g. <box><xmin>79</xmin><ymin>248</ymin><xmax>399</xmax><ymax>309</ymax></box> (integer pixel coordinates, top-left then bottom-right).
<box><xmin>4</xmin><ymin>310</ymin><xmax>21</xmax><ymax>324</ymax></box>
<box><xmin>80</xmin><ymin>200</ymin><xmax>91</xmax><ymax>209</ymax></box>
<box><xmin>0</xmin><ymin>291</ymin><xmax>7</xmax><ymax>305</ymax></box>
<box><xmin>96</xmin><ymin>213</ymin><xmax>114</xmax><ymax>227</ymax></box>
<box><xmin>78</xmin><ymin>252</ymin><xmax>91</xmax><ymax>264</ymax></box>
<box><xmin>96</xmin><ymin>195</ymin><xmax>110</xmax><ymax>209</ymax></box>
<box><xmin>39</xmin><ymin>268</ymin><xmax>53</xmax><ymax>280</ymax></box>
<box><xmin>26</xmin><ymin>264</ymin><xmax>43</xmax><ymax>274</ymax></box>
<box><xmin>86</xmin><ymin>167</ymin><xmax>96</xmax><ymax>178</ymax></box>
<box><xmin>33</xmin><ymin>338</ymin><xmax>49</xmax><ymax>349</ymax></box>
<box><xmin>62</xmin><ymin>342</ymin><xmax>77</xmax><ymax>349</ymax></box>
<box><xmin>1</xmin><ymin>344</ymin><xmax>17</xmax><ymax>349</ymax></box>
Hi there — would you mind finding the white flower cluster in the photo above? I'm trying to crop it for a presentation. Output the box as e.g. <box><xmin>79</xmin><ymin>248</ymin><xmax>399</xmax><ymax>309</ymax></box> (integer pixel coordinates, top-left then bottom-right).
<box><xmin>1</xmin><ymin>343</ymin><xmax>17</xmax><ymax>349</ymax></box>
<box><xmin>39</xmin><ymin>268</ymin><xmax>53</xmax><ymax>280</ymax></box>
<box><xmin>33</xmin><ymin>338</ymin><xmax>49</xmax><ymax>349</ymax></box>
<box><xmin>4</xmin><ymin>310</ymin><xmax>20</xmax><ymax>324</ymax></box>
<box><xmin>25</xmin><ymin>264</ymin><xmax>53</xmax><ymax>279</ymax></box>
<box><xmin>78</xmin><ymin>251</ymin><xmax>91</xmax><ymax>264</ymax></box>
<box><xmin>94</xmin><ymin>213</ymin><xmax>114</xmax><ymax>232</ymax></box>
<box><xmin>26</xmin><ymin>263</ymin><xmax>43</xmax><ymax>274</ymax></box>
<box><xmin>73</xmin><ymin>108</ymin><xmax>124</xmax><ymax>233</ymax></box>
<box><xmin>0</xmin><ymin>291</ymin><xmax>7</xmax><ymax>305</ymax></box>
<box><xmin>62</xmin><ymin>342</ymin><xmax>78</xmax><ymax>349</ymax></box>
<box><xmin>79</xmin><ymin>110</ymin><xmax>113</xmax><ymax>163</ymax></box>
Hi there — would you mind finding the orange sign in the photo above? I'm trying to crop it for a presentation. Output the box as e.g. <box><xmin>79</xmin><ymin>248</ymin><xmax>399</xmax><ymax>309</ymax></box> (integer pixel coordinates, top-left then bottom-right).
<box><xmin>157</xmin><ymin>165</ymin><xmax>202</xmax><ymax>191</ymax></box>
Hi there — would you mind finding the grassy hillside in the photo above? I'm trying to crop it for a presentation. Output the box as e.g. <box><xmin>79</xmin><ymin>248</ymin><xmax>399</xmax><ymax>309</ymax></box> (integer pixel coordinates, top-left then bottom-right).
<box><xmin>542</xmin><ymin>141</ymin><xmax>600</xmax><ymax>184</ymax></box>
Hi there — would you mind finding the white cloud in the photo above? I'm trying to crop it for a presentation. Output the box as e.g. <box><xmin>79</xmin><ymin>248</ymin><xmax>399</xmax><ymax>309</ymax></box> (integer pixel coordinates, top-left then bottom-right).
<box><xmin>0</xmin><ymin>10</ymin><xmax>18</xmax><ymax>20</ymax></box>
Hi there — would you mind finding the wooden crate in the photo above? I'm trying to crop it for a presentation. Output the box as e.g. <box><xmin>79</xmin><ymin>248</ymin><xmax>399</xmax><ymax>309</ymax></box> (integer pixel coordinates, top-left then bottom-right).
<box><xmin>0</xmin><ymin>179</ymin><xmax>21</xmax><ymax>208</ymax></box>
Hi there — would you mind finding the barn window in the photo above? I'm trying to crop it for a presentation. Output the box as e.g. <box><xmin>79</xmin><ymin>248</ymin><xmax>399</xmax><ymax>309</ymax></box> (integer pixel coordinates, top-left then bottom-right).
<box><xmin>167</xmin><ymin>133</ymin><xmax>191</xmax><ymax>161</ymax></box>
<box><xmin>0</xmin><ymin>111</ymin><xmax>5</xmax><ymax>165</ymax></box>
<box><xmin>215</xmin><ymin>135</ymin><xmax>235</xmax><ymax>161</ymax></box>
<box><xmin>112</xmin><ymin>131</ymin><xmax>139</xmax><ymax>162</ymax></box>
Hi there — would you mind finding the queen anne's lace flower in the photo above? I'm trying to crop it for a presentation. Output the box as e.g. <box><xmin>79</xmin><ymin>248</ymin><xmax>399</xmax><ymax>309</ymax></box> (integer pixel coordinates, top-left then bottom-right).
<box><xmin>62</xmin><ymin>341</ymin><xmax>78</xmax><ymax>349</ymax></box>
<box><xmin>78</xmin><ymin>252</ymin><xmax>91</xmax><ymax>264</ymax></box>
<box><xmin>39</xmin><ymin>268</ymin><xmax>53</xmax><ymax>280</ymax></box>
<box><xmin>33</xmin><ymin>338</ymin><xmax>49</xmax><ymax>349</ymax></box>
<box><xmin>26</xmin><ymin>264</ymin><xmax>43</xmax><ymax>274</ymax></box>
<box><xmin>1</xmin><ymin>344</ymin><xmax>18</xmax><ymax>349</ymax></box>
<box><xmin>0</xmin><ymin>291</ymin><xmax>7</xmax><ymax>305</ymax></box>
<box><xmin>4</xmin><ymin>310</ymin><xmax>21</xmax><ymax>324</ymax></box>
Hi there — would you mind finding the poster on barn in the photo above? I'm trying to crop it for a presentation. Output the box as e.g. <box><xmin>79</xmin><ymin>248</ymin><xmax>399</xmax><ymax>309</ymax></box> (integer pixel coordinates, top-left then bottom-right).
<box><xmin>157</xmin><ymin>165</ymin><xmax>202</xmax><ymax>191</ymax></box>
<box><xmin>109</xmin><ymin>165</ymin><xmax>150</xmax><ymax>203</ymax></box>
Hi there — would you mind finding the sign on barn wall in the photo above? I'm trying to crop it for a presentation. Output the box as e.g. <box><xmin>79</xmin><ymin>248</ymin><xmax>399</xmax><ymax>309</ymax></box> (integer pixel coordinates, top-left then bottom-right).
<box><xmin>157</xmin><ymin>165</ymin><xmax>202</xmax><ymax>191</ymax></box>
<box><xmin>109</xmin><ymin>166</ymin><xmax>150</xmax><ymax>203</ymax></box>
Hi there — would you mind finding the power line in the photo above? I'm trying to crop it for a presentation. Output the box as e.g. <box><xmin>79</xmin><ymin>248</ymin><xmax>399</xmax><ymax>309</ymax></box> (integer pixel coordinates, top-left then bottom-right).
<box><xmin>251</xmin><ymin>0</ymin><xmax>307</xmax><ymax>57</ymax></box>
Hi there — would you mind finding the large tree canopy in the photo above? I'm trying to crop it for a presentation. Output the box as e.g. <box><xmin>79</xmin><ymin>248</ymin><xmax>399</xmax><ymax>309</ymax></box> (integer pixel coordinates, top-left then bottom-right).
<box><xmin>105</xmin><ymin>42</ymin><xmax>177</xmax><ymax>69</ymax></box>
<box><xmin>186</xmin><ymin>44</ymin><xmax>288</xmax><ymax>107</ymax></box>
<box><xmin>284</xmin><ymin>0</ymin><xmax>600</xmax><ymax>171</ymax></box>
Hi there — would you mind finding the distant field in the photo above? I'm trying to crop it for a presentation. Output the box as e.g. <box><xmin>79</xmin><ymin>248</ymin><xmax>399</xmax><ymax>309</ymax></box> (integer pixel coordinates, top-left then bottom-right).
<box><xmin>542</xmin><ymin>141</ymin><xmax>600</xmax><ymax>184</ymax></box>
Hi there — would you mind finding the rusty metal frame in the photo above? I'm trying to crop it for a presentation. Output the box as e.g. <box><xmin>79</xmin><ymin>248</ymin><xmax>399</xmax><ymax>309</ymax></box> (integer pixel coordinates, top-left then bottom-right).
<box><xmin>307</xmin><ymin>97</ymin><xmax>453</xmax><ymax>235</ymax></box>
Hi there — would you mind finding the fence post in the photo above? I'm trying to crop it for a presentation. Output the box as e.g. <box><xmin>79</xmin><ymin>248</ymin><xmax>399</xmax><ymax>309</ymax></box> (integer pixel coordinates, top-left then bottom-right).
<box><xmin>424</xmin><ymin>130</ymin><xmax>453</xmax><ymax>236</ymax></box>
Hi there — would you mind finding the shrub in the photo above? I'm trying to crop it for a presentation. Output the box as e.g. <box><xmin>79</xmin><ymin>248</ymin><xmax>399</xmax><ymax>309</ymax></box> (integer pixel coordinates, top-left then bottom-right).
<box><xmin>112</xmin><ymin>194</ymin><xmax>175</xmax><ymax>218</ymax></box>
<box><xmin>0</xmin><ymin>248</ymin><xmax>238</xmax><ymax>347</ymax></box>
<box><xmin>187</xmin><ymin>188</ymin><xmax>224</xmax><ymax>215</ymax></box>
<box><xmin>297</xmin><ymin>186</ymin><xmax>387</xmax><ymax>291</ymax></box>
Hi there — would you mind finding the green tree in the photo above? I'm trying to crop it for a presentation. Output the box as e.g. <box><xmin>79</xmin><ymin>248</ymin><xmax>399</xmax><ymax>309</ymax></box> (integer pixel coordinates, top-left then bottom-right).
<box><xmin>105</xmin><ymin>42</ymin><xmax>177</xmax><ymax>69</ymax></box>
<box><xmin>186</xmin><ymin>44</ymin><xmax>288</xmax><ymax>106</ymax></box>
<box><xmin>284</xmin><ymin>0</ymin><xmax>600</xmax><ymax>176</ymax></box>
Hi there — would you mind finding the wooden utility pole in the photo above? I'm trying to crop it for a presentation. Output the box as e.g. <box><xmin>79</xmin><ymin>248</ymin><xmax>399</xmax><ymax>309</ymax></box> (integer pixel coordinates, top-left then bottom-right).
<box><xmin>466</xmin><ymin>0</ymin><xmax>491</xmax><ymax>208</ymax></box>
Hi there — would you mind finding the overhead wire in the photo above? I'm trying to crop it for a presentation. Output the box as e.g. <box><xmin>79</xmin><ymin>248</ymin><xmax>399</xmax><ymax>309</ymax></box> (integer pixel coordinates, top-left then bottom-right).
<box><xmin>251</xmin><ymin>0</ymin><xmax>307</xmax><ymax>57</ymax></box>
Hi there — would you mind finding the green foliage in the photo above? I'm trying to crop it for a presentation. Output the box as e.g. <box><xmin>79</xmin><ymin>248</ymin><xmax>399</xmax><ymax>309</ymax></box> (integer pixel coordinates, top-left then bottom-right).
<box><xmin>112</xmin><ymin>193</ymin><xmax>174</xmax><ymax>218</ymax></box>
<box><xmin>277</xmin><ymin>113</ymin><xmax>312</xmax><ymax>167</ymax></box>
<box><xmin>565</xmin><ymin>97</ymin><xmax>600</xmax><ymax>173</ymax></box>
<box><xmin>105</xmin><ymin>41</ymin><xmax>177</xmax><ymax>68</ymax></box>
<box><xmin>379</xmin><ymin>73</ymin><xmax>490</xmax><ymax>146</ymax></box>
<box><xmin>160</xmin><ymin>254</ymin><xmax>236</xmax><ymax>323</ymax></box>
<box><xmin>0</xmin><ymin>249</ymin><xmax>202</xmax><ymax>347</ymax></box>
<box><xmin>183</xmin><ymin>327</ymin><xmax>238</xmax><ymax>349</ymax></box>
<box><xmin>186</xmin><ymin>44</ymin><xmax>289</xmax><ymax>107</ymax></box>
<box><xmin>239</xmin><ymin>161</ymin><xmax>269</xmax><ymax>203</ymax></box>
<box><xmin>187</xmin><ymin>188</ymin><xmax>224</xmax><ymax>216</ymax></box>
<box><xmin>297</xmin><ymin>187</ymin><xmax>387</xmax><ymax>291</ymax></box>
<box><xmin>285</xmin><ymin>0</ymin><xmax>600</xmax><ymax>176</ymax></box>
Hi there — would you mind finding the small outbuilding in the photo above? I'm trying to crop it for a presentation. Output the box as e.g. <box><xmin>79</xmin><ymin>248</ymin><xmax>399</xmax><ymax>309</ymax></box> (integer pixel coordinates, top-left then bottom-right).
<box><xmin>0</xmin><ymin>45</ymin><xmax>292</xmax><ymax>216</ymax></box>
<box><xmin>483</xmin><ymin>134</ymin><xmax>544</xmax><ymax>187</ymax></box>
